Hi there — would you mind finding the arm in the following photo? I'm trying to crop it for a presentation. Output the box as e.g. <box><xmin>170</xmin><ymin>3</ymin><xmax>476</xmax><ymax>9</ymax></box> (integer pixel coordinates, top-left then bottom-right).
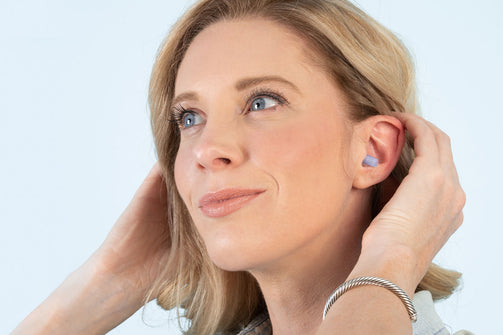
<box><xmin>12</xmin><ymin>162</ymin><xmax>172</xmax><ymax>335</ymax></box>
<box><xmin>317</xmin><ymin>113</ymin><xmax>465</xmax><ymax>334</ymax></box>
<box><xmin>11</xmin><ymin>256</ymin><xmax>147</xmax><ymax>335</ymax></box>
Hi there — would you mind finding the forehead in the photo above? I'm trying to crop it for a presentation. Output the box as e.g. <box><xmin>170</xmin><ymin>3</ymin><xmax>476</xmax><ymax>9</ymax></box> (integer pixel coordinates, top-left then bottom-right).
<box><xmin>174</xmin><ymin>18</ymin><xmax>317</xmax><ymax>95</ymax></box>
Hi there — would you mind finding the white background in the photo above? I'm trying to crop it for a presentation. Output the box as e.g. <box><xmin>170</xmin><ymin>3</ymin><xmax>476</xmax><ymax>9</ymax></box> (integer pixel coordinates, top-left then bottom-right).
<box><xmin>1</xmin><ymin>0</ymin><xmax>501</xmax><ymax>334</ymax></box>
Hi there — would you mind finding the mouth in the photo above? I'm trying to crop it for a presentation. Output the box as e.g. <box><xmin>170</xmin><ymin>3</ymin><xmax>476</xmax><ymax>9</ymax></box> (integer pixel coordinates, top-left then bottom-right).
<box><xmin>198</xmin><ymin>188</ymin><xmax>266</xmax><ymax>218</ymax></box>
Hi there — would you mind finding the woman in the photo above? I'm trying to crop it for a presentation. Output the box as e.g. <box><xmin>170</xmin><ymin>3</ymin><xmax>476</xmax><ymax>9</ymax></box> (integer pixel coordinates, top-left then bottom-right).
<box><xmin>13</xmin><ymin>0</ymin><xmax>468</xmax><ymax>334</ymax></box>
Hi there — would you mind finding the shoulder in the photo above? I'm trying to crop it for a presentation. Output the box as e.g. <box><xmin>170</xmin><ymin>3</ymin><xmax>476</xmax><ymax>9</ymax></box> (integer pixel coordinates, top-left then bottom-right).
<box><xmin>413</xmin><ymin>290</ymin><xmax>473</xmax><ymax>335</ymax></box>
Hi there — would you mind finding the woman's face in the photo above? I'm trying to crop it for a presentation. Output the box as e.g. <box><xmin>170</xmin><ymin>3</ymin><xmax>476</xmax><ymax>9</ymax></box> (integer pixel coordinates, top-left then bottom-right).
<box><xmin>173</xmin><ymin>18</ymin><xmax>361</xmax><ymax>271</ymax></box>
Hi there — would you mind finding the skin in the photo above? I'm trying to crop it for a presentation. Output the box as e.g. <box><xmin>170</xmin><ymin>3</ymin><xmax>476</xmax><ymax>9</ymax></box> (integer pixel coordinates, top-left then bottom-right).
<box><xmin>12</xmin><ymin>17</ymin><xmax>464</xmax><ymax>335</ymax></box>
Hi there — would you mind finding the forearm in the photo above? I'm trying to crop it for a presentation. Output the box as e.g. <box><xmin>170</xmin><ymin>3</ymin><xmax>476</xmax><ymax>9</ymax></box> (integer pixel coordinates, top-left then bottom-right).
<box><xmin>316</xmin><ymin>246</ymin><xmax>418</xmax><ymax>335</ymax></box>
<box><xmin>12</xmin><ymin>256</ymin><xmax>145</xmax><ymax>335</ymax></box>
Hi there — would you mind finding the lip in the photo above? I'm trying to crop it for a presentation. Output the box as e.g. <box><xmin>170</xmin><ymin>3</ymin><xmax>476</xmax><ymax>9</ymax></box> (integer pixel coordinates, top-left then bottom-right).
<box><xmin>198</xmin><ymin>188</ymin><xmax>266</xmax><ymax>218</ymax></box>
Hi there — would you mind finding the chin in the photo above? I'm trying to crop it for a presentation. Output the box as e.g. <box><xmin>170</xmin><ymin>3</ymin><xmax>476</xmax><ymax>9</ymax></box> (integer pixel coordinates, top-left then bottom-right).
<box><xmin>204</xmin><ymin>240</ymin><xmax>268</xmax><ymax>272</ymax></box>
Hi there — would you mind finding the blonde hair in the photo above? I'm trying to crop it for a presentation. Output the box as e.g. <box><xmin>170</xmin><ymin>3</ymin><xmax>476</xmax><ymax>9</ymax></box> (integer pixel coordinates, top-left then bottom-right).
<box><xmin>147</xmin><ymin>0</ymin><xmax>461</xmax><ymax>334</ymax></box>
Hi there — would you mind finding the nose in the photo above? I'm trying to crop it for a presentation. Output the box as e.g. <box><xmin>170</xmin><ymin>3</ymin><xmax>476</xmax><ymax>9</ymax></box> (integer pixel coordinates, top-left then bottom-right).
<box><xmin>193</xmin><ymin>120</ymin><xmax>245</xmax><ymax>171</ymax></box>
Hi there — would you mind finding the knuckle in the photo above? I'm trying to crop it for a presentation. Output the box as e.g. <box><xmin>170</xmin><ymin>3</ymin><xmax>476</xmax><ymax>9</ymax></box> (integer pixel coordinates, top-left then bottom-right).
<box><xmin>454</xmin><ymin>189</ymin><xmax>467</xmax><ymax>212</ymax></box>
<box><xmin>437</xmin><ymin>132</ymin><xmax>452</xmax><ymax>147</ymax></box>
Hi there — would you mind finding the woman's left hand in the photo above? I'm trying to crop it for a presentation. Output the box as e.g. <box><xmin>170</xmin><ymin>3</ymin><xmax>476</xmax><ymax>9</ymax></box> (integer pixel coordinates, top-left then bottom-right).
<box><xmin>352</xmin><ymin>112</ymin><xmax>465</xmax><ymax>294</ymax></box>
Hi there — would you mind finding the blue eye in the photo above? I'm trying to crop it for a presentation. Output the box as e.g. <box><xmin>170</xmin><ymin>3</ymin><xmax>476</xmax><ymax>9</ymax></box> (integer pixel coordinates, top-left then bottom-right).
<box><xmin>182</xmin><ymin>112</ymin><xmax>203</xmax><ymax>129</ymax></box>
<box><xmin>250</xmin><ymin>96</ymin><xmax>278</xmax><ymax>111</ymax></box>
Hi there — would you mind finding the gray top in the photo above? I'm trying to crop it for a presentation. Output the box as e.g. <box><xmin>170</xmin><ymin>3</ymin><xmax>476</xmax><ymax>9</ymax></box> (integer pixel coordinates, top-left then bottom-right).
<box><xmin>237</xmin><ymin>290</ymin><xmax>472</xmax><ymax>335</ymax></box>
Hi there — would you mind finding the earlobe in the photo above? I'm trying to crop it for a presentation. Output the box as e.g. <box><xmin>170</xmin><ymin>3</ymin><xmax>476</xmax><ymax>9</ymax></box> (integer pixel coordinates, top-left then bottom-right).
<box><xmin>353</xmin><ymin>115</ymin><xmax>405</xmax><ymax>189</ymax></box>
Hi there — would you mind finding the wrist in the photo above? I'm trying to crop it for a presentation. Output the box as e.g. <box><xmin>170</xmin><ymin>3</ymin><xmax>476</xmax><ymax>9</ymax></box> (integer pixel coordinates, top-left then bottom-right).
<box><xmin>41</xmin><ymin>257</ymin><xmax>144</xmax><ymax>335</ymax></box>
<box><xmin>349</xmin><ymin>245</ymin><xmax>419</xmax><ymax>297</ymax></box>
<box><xmin>77</xmin><ymin>252</ymin><xmax>147</xmax><ymax>313</ymax></box>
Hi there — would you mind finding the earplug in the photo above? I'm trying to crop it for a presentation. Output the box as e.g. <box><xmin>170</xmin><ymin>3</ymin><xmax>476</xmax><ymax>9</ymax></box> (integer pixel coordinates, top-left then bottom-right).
<box><xmin>362</xmin><ymin>155</ymin><xmax>378</xmax><ymax>167</ymax></box>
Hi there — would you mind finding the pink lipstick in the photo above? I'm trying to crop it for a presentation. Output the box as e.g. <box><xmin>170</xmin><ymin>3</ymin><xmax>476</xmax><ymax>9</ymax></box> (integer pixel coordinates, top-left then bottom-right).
<box><xmin>198</xmin><ymin>188</ymin><xmax>265</xmax><ymax>218</ymax></box>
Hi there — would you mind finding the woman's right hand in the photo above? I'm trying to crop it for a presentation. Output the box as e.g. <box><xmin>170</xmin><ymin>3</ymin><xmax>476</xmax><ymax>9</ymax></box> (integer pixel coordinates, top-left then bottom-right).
<box><xmin>91</xmin><ymin>161</ymin><xmax>172</xmax><ymax>299</ymax></box>
<box><xmin>12</xmin><ymin>162</ymin><xmax>172</xmax><ymax>335</ymax></box>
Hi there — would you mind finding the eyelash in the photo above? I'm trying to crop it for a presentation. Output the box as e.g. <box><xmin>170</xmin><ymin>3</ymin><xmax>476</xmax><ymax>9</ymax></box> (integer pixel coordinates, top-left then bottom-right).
<box><xmin>169</xmin><ymin>105</ymin><xmax>192</xmax><ymax>128</ymax></box>
<box><xmin>245</xmin><ymin>87</ymin><xmax>289</xmax><ymax>110</ymax></box>
<box><xmin>169</xmin><ymin>87</ymin><xmax>289</xmax><ymax>129</ymax></box>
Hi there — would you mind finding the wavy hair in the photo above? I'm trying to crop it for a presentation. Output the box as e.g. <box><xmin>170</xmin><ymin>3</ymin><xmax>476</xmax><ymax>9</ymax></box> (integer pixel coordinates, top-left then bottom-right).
<box><xmin>147</xmin><ymin>1</ymin><xmax>461</xmax><ymax>334</ymax></box>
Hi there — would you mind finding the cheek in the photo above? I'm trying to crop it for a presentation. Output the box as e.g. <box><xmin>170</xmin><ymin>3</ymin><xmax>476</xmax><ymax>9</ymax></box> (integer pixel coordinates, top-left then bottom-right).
<box><xmin>248</xmin><ymin>118</ymin><xmax>350</xmax><ymax>187</ymax></box>
<box><xmin>246</xmin><ymin>114</ymin><xmax>354</xmax><ymax>229</ymax></box>
<box><xmin>173</xmin><ymin>145</ymin><xmax>192</xmax><ymax>205</ymax></box>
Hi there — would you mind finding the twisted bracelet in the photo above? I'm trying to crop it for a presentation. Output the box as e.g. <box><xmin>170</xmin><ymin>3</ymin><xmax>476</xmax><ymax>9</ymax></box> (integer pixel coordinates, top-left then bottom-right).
<box><xmin>322</xmin><ymin>276</ymin><xmax>417</xmax><ymax>322</ymax></box>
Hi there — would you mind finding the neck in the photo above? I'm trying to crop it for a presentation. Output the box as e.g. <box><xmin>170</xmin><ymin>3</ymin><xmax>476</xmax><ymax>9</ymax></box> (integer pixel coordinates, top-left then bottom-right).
<box><xmin>249</xmin><ymin>198</ymin><xmax>369</xmax><ymax>335</ymax></box>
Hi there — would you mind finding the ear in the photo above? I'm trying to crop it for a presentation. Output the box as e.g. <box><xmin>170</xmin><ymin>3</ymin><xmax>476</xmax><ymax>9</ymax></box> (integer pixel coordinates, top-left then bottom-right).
<box><xmin>352</xmin><ymin>115</ymin><xmax>405</xmax><ymax>189</ymax></box>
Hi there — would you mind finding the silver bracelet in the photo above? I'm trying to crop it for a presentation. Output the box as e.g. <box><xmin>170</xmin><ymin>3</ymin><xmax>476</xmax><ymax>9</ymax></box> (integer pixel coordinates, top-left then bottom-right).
<box><xmin>322</xmin><ymin>276</ymin><xmax>417</xmax><ymax>322</ymax></box>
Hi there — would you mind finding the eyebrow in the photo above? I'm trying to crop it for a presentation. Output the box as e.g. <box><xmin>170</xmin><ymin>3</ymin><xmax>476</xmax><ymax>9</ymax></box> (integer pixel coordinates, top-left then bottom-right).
<box><xmin>171</xmin><ymin>92</ymin><xmax>199</xmax><ymax>110</ymax></box>
<box><xmin>235</xmin><ymin>75</ymin><xmax>299</xmax><ymax>92</ymax></box>
<box><xmin>171</xmin><ymin>75</ymin><xmax>299</xmax><ymax>108</ymax></box>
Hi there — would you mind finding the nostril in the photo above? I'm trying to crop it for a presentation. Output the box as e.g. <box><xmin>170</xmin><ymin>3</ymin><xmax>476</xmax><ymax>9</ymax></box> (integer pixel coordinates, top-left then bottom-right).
<box><xmin>219</xmin><ymin>158</ymin><xmax>231</xmax><ymax>165</ymax></box>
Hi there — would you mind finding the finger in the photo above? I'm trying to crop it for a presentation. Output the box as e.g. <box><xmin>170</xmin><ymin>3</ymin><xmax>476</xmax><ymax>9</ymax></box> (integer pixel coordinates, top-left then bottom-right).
<box><xmin>421</xmin><ymin>119</ymin><xmax>464</xmax><ymax>191</ymax></box>
<box><xmin>134</xmin><ymin>162</ymin><xmax>167</xmax><ymax>201</ymax></box>
<box><xmin>391</xmin><ymin>113</ymin><xmax>440</xmax><ymax>161</ymax></box>
<box><xmin>147</xmin><ymin>161</ymin><xmax>164</xmax><ymax>180</ymax></box>
<box><xmin>422</xmin><ymin>119</ymin><xmax>454</xmax><ymax>165</ymax></box>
